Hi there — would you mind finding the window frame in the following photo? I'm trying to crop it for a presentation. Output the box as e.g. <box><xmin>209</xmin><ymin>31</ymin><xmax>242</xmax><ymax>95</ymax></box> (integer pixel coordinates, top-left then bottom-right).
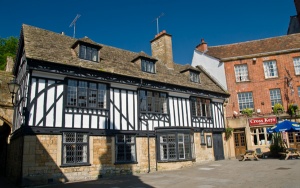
<box><xmin>62</xmin><ymin>132</ymin><xmax>89</xmax><ymax>166</ymax></box>
<box><xmin>141</xmin><ymin>59</ymin><xmax>156</xmax><ymax>73</ymax></box>
<box><xmin>190</xmin><ymin>97</ymin><xmax>211</xmax><ymax>118</ymax></box>
<box><xmin>237</xmin><ymin>92</ymin><xmax>254</xmax><ymax>111</ymax></box>
<box><xmin>67</xmin><ymin>79</ymin><xmax>107</xmax><ymax>109</ymax></box>
<box><xmin>156</xmin><ymin>130</ymin><xmax>195</xmax><ymax>162</ymax></box>
<box><xmin>79</xmin><ymin>44</ymin><xmax>99</xmax><ymax>62</ymax></box>
<box><xmin>139</xmin><ymin>90</ymin><xmax>168</xmax><ymax>114</ymax></box>
<box><xmin>190</xmin><ymin>71</ymin><xmax>200</xmax><ymax>83</ymax></box>
<box><xmin>234</xmin><ymin>64</ymin><xmax>249</xmax><ymax>82</ymax></box>
<box><xmin>115</xmin><ymin>134</ymin><xmax>137</xmax><ymax>164</ymax></box>
<box><xmin>263</xmin><ymin>60</ymin><xmax>278</xmax><ymax>79</ymax></box>
<box><xmin>293</xmin><ymin>57</ymin><xmax>300</xmax><ymax>75</ymax></box>
<box><xmin>269</xmin><ymin>89</ymin><xmax>282</xmax><ymax>106</ymax></box>
<box><xmin>250</xmin><ymin>127</ymin><xmax>272</xmax><ymax>146</ymax></box>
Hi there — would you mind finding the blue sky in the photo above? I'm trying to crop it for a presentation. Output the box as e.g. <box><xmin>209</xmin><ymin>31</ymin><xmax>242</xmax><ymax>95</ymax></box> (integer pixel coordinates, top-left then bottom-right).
<box><xmin>0</xmin><ymin>0</ymin><xmax>296</xmax><ymax>65</ymax></box>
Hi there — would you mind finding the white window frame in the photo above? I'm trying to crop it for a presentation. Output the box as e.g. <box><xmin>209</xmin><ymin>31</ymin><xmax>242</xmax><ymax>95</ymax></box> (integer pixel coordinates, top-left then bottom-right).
<box><xmin>293</xmin><ymin>57</ymin><xmax>300</xmax><ymax>75</ymax></box>
<box><xmin>250</xmin><ymin>127</ymin><xmax>272</xmax><ymax>146</ymax></box>
<box><xmin>269</xmin><ymin>89</ymin><xmax>282</xmax><ymax>106</ymax></box>
<box><xmin>234</xmin><ymin>64</ymin><xmax>249</xmax><ymax>82</ymax></box>
<box><xmin>237</xmin><ymin>92</ymin><xmax>254</xmax><ymax>111</ymax></box>
<box><xmin>263</xmin><ymin>60</ymin><xmax>278</xmax><ymax>78</ymax></box>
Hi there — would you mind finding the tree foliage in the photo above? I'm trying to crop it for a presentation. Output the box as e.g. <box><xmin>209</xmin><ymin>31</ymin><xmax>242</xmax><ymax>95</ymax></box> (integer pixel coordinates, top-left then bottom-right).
<box><xmin>0</xmin><ymin>36</ymin><xmax>18</xmax><ymax>70</ymax></box>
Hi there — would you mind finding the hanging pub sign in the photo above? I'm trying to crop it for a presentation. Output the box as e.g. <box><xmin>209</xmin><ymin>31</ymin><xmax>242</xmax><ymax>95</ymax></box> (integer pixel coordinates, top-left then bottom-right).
<box><xmin>249</xmin><ymin>117</ymin><xmax>277</xmax><ymax>126</ymax></box>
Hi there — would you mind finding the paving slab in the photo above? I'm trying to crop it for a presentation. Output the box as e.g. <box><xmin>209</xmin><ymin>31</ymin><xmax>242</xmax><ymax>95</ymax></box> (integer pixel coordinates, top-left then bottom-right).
<box><xmin>2</xmin><ymin>158</ymin><xmax>300</xmax><ymax>188</ymax></box>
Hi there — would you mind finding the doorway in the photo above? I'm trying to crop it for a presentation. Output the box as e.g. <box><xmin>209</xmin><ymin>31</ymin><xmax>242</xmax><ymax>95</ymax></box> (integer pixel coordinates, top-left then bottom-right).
<box><xmin>288</xmin><ymin>132</ymin><xmax>300</xmax><ymax>150</ymax></box>
<box><xmin>234</xmin><ymin>129</ymin><xmax>246</xmax><ymax>158</ymax></box>
<box><xmin>213</xmin><ymin>133</ymin><xmax>225</xmax><ymax>160</ymax></box>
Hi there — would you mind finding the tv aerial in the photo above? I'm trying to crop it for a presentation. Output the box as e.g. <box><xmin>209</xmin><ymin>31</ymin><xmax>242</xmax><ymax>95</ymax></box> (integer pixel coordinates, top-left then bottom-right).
<box><xmin>69</xmin><ymin>14</ymin><xmax>81</xmax><ymax>38</ymax></box>
<box><xmin>152</xmin><ymin>13</ymin><xmax>164</xmax><ymax>34</ymax></box>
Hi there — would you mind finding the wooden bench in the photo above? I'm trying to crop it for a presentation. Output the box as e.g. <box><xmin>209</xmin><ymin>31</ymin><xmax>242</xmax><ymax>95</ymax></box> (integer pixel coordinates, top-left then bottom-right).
<box><xmin>240</xmin><ymin>150</ymin><xmax>259</xmax><ymax>161</ymax></box>
<box><xmin>279</xmin><ymin>149</ymin><xmax>300</xmax><ymax>160</ymax></box>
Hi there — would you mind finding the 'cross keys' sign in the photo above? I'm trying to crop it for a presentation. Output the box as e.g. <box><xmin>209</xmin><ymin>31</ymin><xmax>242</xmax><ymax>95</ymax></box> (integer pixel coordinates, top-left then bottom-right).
<box><xmin>249</xmin><ymin>117</ymin><xmax>277</xmax><ymax>126</ymax></box>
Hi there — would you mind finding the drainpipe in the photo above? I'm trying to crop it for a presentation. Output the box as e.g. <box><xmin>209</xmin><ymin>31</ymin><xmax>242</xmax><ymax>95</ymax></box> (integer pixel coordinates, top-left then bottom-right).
<box><xmin>147</xmin><ymin>122</ymin><xmax>150</xmax><ymax>173</ymax></box>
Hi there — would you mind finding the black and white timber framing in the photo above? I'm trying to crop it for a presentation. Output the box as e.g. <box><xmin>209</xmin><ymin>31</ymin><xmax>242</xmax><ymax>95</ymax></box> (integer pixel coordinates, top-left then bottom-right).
<box><xmin>11</xmin><ymin>24</ymin><xmax>229</xmax><ymax>139</ymax></box>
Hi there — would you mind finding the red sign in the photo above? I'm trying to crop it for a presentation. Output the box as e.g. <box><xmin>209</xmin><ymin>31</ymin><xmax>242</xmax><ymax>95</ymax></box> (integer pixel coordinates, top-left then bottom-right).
<box><xmin>249</xmin><ymin>117</ymin><xmax>277</xmax><ymax>126</ymax></box>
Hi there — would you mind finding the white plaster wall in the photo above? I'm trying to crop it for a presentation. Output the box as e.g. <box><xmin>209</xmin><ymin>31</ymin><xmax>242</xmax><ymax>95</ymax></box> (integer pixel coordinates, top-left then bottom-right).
<box><xmin>191</xmin><ymin>50</ymin><xmax>227</xmax><ymax>90</ymax></box>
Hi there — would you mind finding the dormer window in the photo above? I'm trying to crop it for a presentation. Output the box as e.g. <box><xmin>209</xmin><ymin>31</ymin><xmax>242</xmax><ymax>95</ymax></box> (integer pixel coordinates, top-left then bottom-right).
<box><xmin>79</xmin><ymin>45</ymin><xmax>98</xmax><ymax>62</ymax></box>
<box><xmin>141</xmin><ymin>59</ymin><xmax>155</xmax><ymax>73</ymax></box>
<box><xmin>190</xmin><ymin>71</ymin><xmax>199</xmax><ymax>83</ymax></box>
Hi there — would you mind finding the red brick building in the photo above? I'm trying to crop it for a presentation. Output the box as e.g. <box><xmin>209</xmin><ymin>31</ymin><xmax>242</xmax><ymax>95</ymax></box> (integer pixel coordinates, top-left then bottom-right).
<box><xmin>193</xmin><ymin>33</ymin><xmax>300</xmax><ymax>158</ymax></box>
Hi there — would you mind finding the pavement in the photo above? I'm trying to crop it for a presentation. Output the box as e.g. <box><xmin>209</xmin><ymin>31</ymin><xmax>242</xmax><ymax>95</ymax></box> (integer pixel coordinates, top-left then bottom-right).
<box><xmin>1</xmin><ymin>158</ymin><xmax>300</xmax><ymax>188</ymax></box>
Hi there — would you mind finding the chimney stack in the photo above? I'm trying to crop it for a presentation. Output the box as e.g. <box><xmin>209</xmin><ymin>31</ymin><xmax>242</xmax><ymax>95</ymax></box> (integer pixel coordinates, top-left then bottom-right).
<box><xmin>150</xmin><ymin>30</ymin><xmax>174</xmax><ymax>69</ymax></box>
<box><xmin>196</xmin><ymin>39</ymin><xmax>208</xmax><ymax>52</ymax></box>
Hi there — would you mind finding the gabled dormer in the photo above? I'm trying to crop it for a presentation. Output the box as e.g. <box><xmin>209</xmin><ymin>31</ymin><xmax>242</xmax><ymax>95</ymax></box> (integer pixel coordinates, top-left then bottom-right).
<box><xmin>71</xmin><ymin>37</ymin><xmax>102</xmax><ymax>62</ymax></box>
<box><xmin>180</xmin><ymin>65</ymin><xmax>201</xmax><ymax>83</ymax></box>
<box><xmin>132</xmin><ymin>51</ymin><xmax>158</xmax><ymax>74</ymax></box>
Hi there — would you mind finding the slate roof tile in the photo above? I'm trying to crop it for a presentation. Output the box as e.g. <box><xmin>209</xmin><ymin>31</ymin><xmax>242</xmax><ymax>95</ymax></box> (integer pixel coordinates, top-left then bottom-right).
<box><xmin>22</xmin><ymin>24</ymin><xmax>228</xmax><ymax>95</ymax></box>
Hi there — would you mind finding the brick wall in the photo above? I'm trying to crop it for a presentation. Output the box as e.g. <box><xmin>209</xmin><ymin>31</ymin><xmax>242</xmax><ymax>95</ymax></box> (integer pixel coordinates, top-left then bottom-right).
<box><xmin>224</xmin><ymin>52</ymin><xmax>300</xmax><ymax>117</ymax></box>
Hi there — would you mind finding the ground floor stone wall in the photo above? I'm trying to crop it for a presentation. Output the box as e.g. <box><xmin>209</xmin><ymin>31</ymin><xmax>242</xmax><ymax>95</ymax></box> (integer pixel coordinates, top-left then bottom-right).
<box><xmin>7</xmin><ymin>132</ymin><xmax>219</xmax><ymax>187</ymax></box>
<box><xmin>6</xmin><ymin>135</ymin><xmax>23</xmax><ymax>185</ymax></box>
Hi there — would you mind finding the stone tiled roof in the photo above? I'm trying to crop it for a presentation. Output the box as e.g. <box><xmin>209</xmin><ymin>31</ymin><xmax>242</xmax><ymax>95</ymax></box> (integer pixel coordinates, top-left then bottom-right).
<box><xmin>22</xmin><ymin>24</ymin><xmax>228</xmax><ymax>95</ymax></box>
<box><xmin>205</xmin><ymin>33</ymin><xmax>300</xmax><ymax>60</ymax></box>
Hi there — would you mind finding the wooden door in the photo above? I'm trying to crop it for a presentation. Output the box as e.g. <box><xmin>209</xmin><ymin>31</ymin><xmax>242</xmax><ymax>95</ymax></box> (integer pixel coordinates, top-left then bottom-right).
<box><xmin>234</xmin><ymin>130</ymin><xmax>246</xmax><ymax>158</ymax></box>
<box><xmin>288</xmin><ymin>132</ymin><xmax>300</xmax><ymax>150</ymax></box>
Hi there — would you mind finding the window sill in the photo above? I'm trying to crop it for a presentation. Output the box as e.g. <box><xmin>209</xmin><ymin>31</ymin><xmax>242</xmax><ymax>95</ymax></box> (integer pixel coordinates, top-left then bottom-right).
<box><xmin>157</xmin><ymin>159</ymin><xmax>194</xmax><ymax>163</ymax></box>
<box><xmin>60</xmin><ymin>163</ymin><xmax>91</xmax><ymax>168</ymax></box>
<box><xmin>114</xmin><ymin>161</ymin><xmax>138</xmax><ymax>165</ymax></box>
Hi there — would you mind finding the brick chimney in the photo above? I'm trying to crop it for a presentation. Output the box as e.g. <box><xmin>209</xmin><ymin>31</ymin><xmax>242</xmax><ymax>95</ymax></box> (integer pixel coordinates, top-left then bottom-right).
<box><xmin>150</xmin><ymin>30</ymin><xmax>174</xmax><ymax>69</ymax></box>
<box><xmin>196</xmin><ymin>39</ymin><xmax>208</xmax><ymax>52</ymax></box>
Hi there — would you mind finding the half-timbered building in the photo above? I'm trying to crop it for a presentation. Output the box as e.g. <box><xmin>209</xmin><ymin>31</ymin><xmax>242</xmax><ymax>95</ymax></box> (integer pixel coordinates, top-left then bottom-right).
<box><xmin>7</xmin><ymin>24</ymin><xmax>229</xmax><ymax>186</ymax></box>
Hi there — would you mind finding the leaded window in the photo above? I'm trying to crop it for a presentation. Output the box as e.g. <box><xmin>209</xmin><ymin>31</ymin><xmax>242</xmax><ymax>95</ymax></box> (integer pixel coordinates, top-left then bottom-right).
<box><xmin>293</xmin><ymin>57</ymin><xmax>300</xmax><ymax>75</ymax></box>
<box><xmin>190</xmin><ymin>71</ymin><xmax>200</xmax><ymax>83</ymax></box>
<box><xmin>115</xmin><ymin>135</ymin><xmax>136</xmax><ymax>163</ymax></box>
<box><xmin>157</xmin><ymin>131</ymin><xmax>194</xmax><ymax>162</ymax></box>
<box><xmin>191</xmin><ymin>97</ymin><xmax>211</xmax><ymax>118</ymax></box>
<box><xmin>79</xmin><ymin>45</ymin><xmax>98</xmax><ymax>62</ymax></box>
<box><xmin>237</xmin><ymin>92</ymin><xmax>254</xmax><ymax>111</ymax></box>
<box><xmin>62</xmin><ymin>132</ymin><xmax>88</xmax><ymax>165</ymax></box>
<box><xmin>141</xmin><ymin>59</ymin><xmax>155</xmax><ymax>73</ymax></box>
<box><xmin>234</xmin><ymin>64</ymin><xmax>249</xmax><ymax>82</ymax></box>
<box><xmin>139</xmin><ymin>90</ymin><xmax>167</xmax><ymax>113</ymax></box>
<box><xmin>67</xmin><ymin>79</ymin><xmax>107</xmax><ymax>109</ymax></box>
<box><xmin>269</xmin><ymin>89</ymin><xmax>282</xmax><ymax>106</ymax></box>
<box><xmin>263</xmin><ymin>60</ymin><xmax>278</xmax><ymax>78</ymax></box>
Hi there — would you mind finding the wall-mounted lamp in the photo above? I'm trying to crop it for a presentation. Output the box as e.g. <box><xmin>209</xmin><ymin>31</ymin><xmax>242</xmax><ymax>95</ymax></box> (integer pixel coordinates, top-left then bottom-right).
<box><xmin>7</xmin><ymin>78</ymin><xmax>20</xmax><ymax>106</ymax></box>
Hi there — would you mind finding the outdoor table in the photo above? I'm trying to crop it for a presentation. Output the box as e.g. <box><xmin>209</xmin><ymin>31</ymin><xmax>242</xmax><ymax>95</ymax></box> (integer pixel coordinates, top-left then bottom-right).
<box><xmin>280</xmin><ymin>148</ymin><xmax>300</xmax><ymax>160</ymax></box>
<box><xmin>241</xmin><ymin>150</ymin><xmax>259</xmax><ymax>161</ymax></box>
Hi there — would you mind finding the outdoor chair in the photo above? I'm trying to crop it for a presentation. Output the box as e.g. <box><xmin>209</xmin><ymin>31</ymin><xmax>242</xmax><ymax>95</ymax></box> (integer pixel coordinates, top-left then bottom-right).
<box><xmin>255</xmin><ymin>148</ymin><xmax>264</xmax><ymax>158</ymax></box>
